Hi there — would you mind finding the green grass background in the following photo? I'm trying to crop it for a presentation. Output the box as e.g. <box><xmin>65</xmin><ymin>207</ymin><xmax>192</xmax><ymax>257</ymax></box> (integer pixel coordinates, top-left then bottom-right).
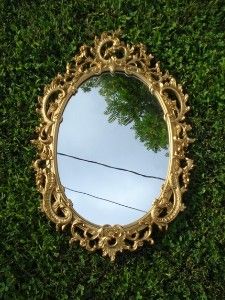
<box><xmin>1</xmin><ymin>0</ymin><xmax>225</xmax><ymax>299</ymax></box>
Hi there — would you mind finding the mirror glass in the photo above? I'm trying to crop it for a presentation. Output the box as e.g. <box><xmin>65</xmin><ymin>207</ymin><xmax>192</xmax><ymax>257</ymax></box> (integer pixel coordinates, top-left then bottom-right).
<box><xmin>57</xmin><ymin>73</ymin><xmax>169</xmax><ymax>226</ymax></box>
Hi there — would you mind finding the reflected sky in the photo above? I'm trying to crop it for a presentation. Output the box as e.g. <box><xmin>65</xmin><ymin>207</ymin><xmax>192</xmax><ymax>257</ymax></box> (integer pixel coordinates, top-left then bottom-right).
<box><xmin>57</xmin><ymin>74</ymin><xmax>169</xmax><ymax>225</ymax></box>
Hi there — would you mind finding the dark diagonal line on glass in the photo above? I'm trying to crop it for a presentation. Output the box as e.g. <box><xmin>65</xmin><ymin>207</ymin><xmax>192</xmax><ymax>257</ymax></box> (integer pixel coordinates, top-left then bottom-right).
<box><xmin>57</xmin><ymin>152</ymin><xmax>165</xmax><ymax>181</ymax></box>
<box><xmin>64</xmin><ymin>186</ymin><xmax>148</xmax><ymax>213</ymax></box>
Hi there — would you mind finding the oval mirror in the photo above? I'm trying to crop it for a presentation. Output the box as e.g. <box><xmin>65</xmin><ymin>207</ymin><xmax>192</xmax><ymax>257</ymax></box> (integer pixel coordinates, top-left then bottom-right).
<box><xmin>57</xmin><ymin>73</ymin><xmax>169</xmax><ymax>226</ymax></box>
<box><xmin>32</xmin><ymin>31</ymin><xmax>193</xmax><ymax>261</ymax></box>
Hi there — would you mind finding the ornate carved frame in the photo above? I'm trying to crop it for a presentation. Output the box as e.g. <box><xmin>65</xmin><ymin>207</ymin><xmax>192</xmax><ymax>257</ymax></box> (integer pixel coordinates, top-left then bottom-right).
<box><xmin>32</xmin><ymin>31</ymin><xmax>194</xmax><ymax>261</ymax></box>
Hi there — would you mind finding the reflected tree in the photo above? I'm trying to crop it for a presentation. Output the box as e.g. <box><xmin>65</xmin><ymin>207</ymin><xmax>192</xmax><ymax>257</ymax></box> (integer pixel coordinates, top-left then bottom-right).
<box><xmin>82</xmin><ymin>73</ymin><xmax>168</xmax><ymax>152</ymax></box>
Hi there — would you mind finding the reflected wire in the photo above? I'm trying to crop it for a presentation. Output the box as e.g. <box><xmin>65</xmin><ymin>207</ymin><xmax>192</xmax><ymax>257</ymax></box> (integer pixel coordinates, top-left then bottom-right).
<box><xmin>64</xmin><ymin>186</ymin><xmax>148</xmax><ymax>213</ymax></box>
<box><xmin>57</xmin><ymin>152</ymin><xmax>165</xmax><ymax>181</ymax></box>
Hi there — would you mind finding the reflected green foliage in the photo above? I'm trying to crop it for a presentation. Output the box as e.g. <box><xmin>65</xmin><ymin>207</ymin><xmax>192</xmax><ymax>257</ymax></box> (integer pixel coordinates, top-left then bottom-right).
<box><xmin>1</xmin><ymin>0</ymin><xmax>225</xmax><ymax>299</ymax></box>
<box><xmin>82</xmin><ymin>74</ymin><xmax>168</xmax><ymax>151</ymax></box>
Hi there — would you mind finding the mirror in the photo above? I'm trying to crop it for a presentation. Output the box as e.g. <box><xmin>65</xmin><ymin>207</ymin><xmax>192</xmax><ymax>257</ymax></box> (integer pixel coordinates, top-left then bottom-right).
<box><xmin>32</xmin><ymin>31</ymin><xmax>193</xmax><ymax>261</ymax></box>
<box><xmin>57</xmin><ymin>73</ymin><xmax>169</xmax><ymax>225</ymax></box>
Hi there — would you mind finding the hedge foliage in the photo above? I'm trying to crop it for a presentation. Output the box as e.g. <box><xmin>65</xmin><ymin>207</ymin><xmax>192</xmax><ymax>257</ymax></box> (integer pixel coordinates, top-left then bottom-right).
<box><xmin>1</xmin><ymin>0</ymin><xmax>225</xmax><ymax>299</ymax></box>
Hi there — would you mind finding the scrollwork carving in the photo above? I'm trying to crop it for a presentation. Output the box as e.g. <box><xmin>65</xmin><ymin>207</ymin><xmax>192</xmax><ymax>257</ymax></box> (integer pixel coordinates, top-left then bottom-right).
<box><xmin>32</xmin><ymin>31</ymin><xmax>193</xmax><ymax>261</ymax></box>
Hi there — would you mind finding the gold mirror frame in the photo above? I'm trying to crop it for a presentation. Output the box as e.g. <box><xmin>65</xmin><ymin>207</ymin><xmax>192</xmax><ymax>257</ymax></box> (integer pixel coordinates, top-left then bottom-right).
<box><xmin>32</xmin><ymin>31</ymin><xmax>194</xmax><ymax>261</ymax></box>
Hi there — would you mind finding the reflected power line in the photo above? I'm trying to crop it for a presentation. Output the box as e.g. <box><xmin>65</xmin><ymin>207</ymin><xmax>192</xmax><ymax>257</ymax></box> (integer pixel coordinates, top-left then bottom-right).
<box><xmin>64</xmin><ymin>186</ymin><xmax>148</xmax><ymax>213</ymax></box>
<box><xmin>57</xmin><ymin>152</ymin><xmax>165</xmax><ymax>181</ymax></box>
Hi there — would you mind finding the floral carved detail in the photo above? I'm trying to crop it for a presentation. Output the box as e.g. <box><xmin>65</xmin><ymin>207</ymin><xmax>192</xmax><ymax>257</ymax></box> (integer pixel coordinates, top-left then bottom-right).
<box><xmin>32</xmin><ymin>31</ymin><xmax>194</xmax><ymax>261</ymax></box>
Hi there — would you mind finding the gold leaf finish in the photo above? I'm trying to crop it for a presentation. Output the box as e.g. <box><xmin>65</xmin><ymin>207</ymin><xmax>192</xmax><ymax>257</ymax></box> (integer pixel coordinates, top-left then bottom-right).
<box><xmin>32</xmin><ymin>31</ymin><xmax>194</xmax><ymax>261</ymax></box>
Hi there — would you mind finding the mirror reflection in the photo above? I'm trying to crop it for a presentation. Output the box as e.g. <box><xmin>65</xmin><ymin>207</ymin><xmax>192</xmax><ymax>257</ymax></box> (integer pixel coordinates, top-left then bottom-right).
<box><xmin>57</xmin><ymin>73</ymin><xmax>169</xmax><ymax>225</ymax></box>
